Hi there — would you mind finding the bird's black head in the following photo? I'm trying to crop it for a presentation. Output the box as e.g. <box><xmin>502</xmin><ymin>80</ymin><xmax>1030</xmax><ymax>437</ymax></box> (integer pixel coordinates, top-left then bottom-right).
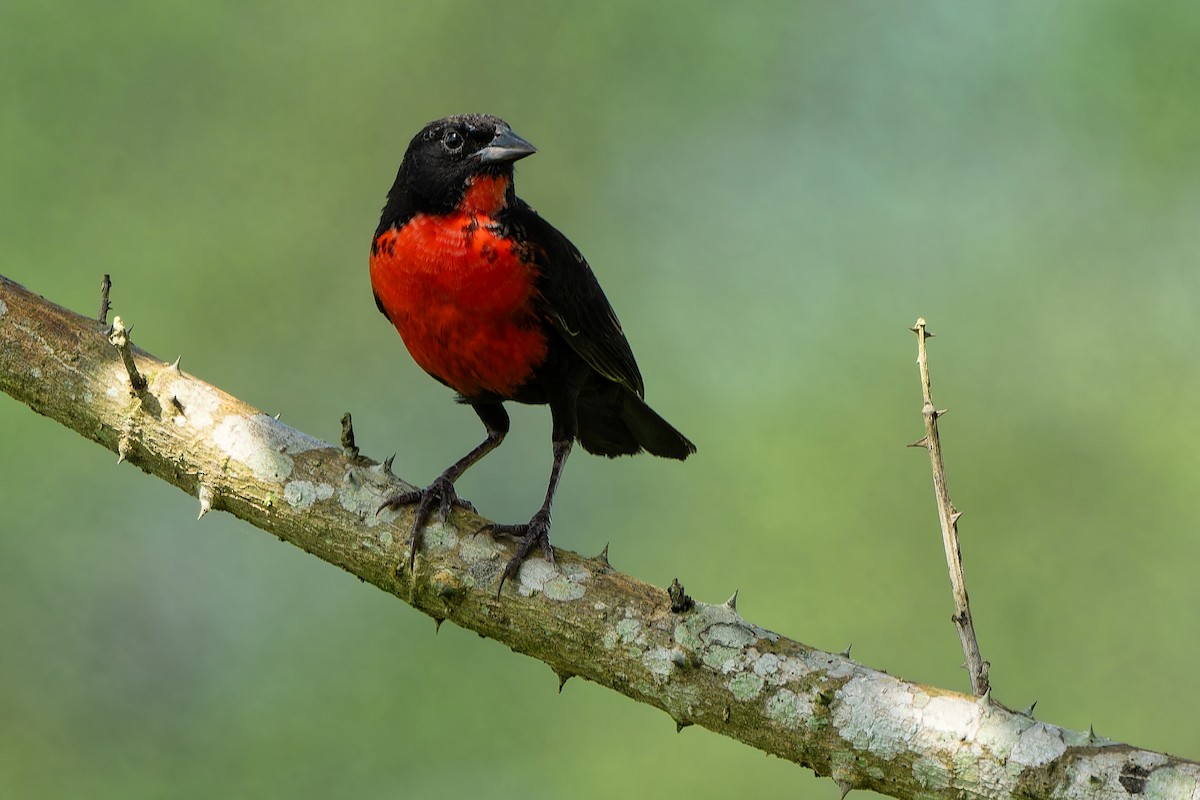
<box><xmin>378</xmin><ymin>114</ymin><xmax>536</xmax><ymax>231</ymax></box>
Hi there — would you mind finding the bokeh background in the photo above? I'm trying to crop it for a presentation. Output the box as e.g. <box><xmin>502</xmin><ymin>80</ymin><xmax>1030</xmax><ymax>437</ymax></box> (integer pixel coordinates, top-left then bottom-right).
<box><xmin>3</xmin><ymin>2</ymin><xmax>1200</xmax><ymax>797</ymax></box>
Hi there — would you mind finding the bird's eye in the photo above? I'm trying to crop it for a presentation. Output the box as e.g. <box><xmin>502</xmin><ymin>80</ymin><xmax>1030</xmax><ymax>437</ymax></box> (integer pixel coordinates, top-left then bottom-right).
<box><xmin>443</xmin><ymin>130</ymin><xmax>464</xmax><ymax>151</ymax></box>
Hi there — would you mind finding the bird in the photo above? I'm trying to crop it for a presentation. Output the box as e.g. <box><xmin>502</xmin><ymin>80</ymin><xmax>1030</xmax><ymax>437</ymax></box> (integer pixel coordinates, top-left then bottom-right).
<box><xmin>370</xmin><ymin>113</ymin><xmax>695</xmax><ymax>590</ymax></box>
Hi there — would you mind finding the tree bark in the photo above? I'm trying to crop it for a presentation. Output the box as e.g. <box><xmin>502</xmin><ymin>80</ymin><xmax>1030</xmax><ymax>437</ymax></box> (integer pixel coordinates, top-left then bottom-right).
<box><xmin>2</xmin><ymin>273</ymin><xmax>1196</xmax><ymax>800</ymax></box>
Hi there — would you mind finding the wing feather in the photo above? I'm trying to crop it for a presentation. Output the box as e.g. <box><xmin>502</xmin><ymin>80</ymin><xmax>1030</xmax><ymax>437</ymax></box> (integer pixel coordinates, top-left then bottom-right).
<box><xmin>502</xmin><ymin>201</ymin><xmax>645</xmax><ymax>397</ymax></box>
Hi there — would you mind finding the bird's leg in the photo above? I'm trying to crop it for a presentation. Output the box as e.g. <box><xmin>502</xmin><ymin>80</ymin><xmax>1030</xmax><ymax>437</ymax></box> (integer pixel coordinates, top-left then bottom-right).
<box><xmin>380</xmin><ymin>403</ymin><xmax>509</xmax><ymax>572</ymax></box>
<box><xmin>483</xmin><ymin>438</ymin><xmax>573</xmax><ymax>595</ymax></box>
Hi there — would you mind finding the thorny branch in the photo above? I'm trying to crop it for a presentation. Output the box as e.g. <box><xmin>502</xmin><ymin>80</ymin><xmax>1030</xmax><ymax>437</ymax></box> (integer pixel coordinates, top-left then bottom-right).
<box><xmin>911</xmin><ymin>318</ymin><xmax>989</xmax><ymax>696</ymax></box>
<box><xmin>1</xmin><ymin>274</ymin><xmax>1196</xmax><ymax>800</ymax></box>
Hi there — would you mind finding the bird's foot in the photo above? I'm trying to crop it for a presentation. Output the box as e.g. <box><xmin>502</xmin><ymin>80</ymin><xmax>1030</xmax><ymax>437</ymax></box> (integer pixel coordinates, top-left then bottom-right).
<box><xmin>379</xmin><ymin>473</ymin><xmax>476</xmax><ymax>572</ymax></box>
<box><xmin>478</xmin><ymin>508</ymin><xmax>553</xmax><ymax>596</ymax></box>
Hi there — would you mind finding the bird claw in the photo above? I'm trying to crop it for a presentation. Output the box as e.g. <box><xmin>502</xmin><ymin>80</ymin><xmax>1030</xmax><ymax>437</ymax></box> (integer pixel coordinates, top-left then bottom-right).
<box><xmin>379</xmin><ymin>474</ymin><xmax>474</xmax><ymax>571</ymax></box>
<box><xmin>479</xmin><ymin>509</ymin><xmax>554</xmax><ymax>596</ymax></box>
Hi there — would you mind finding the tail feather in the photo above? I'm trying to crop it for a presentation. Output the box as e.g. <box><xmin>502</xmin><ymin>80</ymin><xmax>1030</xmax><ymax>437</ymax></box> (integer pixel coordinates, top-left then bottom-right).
<box><xmin>576</xmin><ymin>381</ymin><xmax>695</xmax><ymax>460</ymax></box>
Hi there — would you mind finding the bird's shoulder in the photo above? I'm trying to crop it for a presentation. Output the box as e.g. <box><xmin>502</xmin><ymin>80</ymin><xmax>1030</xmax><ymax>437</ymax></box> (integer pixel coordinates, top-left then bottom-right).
<box><xmin>498</xmin><ymin>199</ymin><xmax>645</xmax><ymax>397</ymax></box>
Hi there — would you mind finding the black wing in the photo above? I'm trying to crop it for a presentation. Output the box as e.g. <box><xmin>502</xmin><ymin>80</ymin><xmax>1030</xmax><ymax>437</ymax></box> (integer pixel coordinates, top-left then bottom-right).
<box><xmin>503</xmin><ymin>200</ymin><xmax>645</xmax><ymax>398</ymax></box>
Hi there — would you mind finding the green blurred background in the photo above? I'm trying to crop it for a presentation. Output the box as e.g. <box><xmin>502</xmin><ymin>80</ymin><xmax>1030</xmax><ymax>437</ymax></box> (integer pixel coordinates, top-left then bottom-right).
<box><xmin>3</xmin><ymin>1</ymin><xmax>1199</xmax><ymax>797</ymax></box>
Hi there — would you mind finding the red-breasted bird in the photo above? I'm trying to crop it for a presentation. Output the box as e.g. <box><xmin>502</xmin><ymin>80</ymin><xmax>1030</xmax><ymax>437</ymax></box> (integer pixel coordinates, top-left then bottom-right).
<box><xmin>370</xmin><ymin>113</ymin><xmax>695</xmax><ymax>588</ymax></box>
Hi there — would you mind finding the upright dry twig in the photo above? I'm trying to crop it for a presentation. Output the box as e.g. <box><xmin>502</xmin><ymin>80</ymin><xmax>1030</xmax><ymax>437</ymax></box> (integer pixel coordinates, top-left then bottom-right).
<box><xmin>911</xmin><ymin>318</ymin><xmax>989</xmax><ymax>696</ymax></box>
<box><xmin>98</xmin><ymin>273</ymin><xmax>111</xmax><ymax>323</ymax></box>
<box><xmin>107</xmin><ymin>314</ymin><xmax>148</xmax><ymax>395</ymax></box>
<box><xmin>341</xmin><ymin>412</ymin><xmax>361</xmax><ymax>459</ymax></box>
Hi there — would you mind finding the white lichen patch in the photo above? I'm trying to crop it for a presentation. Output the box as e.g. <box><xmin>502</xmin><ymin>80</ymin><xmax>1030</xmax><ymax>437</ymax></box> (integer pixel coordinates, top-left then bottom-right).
<box><xmin>758</xmin><ymin>652</ymin><xmax>813</xmax><ymax>685</ymax></box>
<box><xmin>673</xmin><ymin>601</ymin><xmax>768</xmax><ymax>675</ymax></box>
<box><xmin>705</xmin><ymin>622</ymin><xmax>757</xmax><ymax>650</ymax></box>
<box><xmin>543</xmin><ymin>577</ymin><xmax>585</xmax><ymax>601</ymax></box>
<box><xmin>1009</xmin><ymin>722</ymin><xmax>1067</xmax><ymax>768</ymax></box>
<box><xmin>765</xmin><ymin>688</ymin><xmax>815</xmax><ymax>729</ymax></box>
<box><xmin>283</xmin><ymin>480</ymin><xmax>335</xmax><ymax>511</ymax></box>
<box><xmin>517</xmin><ymin>558</ymin><xmax>559</xmax><ymax>595</ymax></box>
<box><xmin>728</xmin><ymin>672</ymin><xmax>765</xmax><ymax>701</ymax></box>
<box><xmin>974</xmin><ymin>707</ymin><xmax>1035</xmax><ymax>760</ymax></box>
<box><xmin>108</xmin><ymin>364</ymin><xmax>130</xmax><ymax>396</ymax></box>
<box><xmin>1146</xmin><ymin>767</ymin><xmax>1198</xmax><ymax>798</ymax></box>
<box><xmin>510</xmin><ymin>559</ymin><xmax>590</xmax><ymax>600</ymax></box>
<box><xmin>1127</xmin><ymin>750</ymin><xmax>1170</xmax><ymax>774</ymax></box>
<box><xmin>921</xmin><ymin>694</ymin><xmax>983</xmax><ymax>740</ymax></box>
<box><xmin>831</xmin><ymin>672</ymin><xmax>921</xmax><ymax>760</ymax></box>
<box><xmin>752</xmin><ymin>652</ymin><xmax>779</xmax><ymax>676</ymax></box>
<box><xmin>616</xmin><ymin>617</ymin><xmax>644</xmax><ymax>645</ymax></box>
<box><xmin>338</xmin><ymin>465</ymin><xmax>404</xmax><ymax>525</ymax></box>
<box><xmin>213</xmin><ymin>414</ymin><xmax>330</xmax><ymax>482</ymax></box>
<box><xmin>105</xmin><ymin>367</ymin><xmax>123</xmax><ymax>398</ymax></box>
<box><xmin>459</xmin><ymin>531</ymin><xmax>502</xmax><ymax>563</ymax></box>
<box><xmin>802</xmin><ymin>651</ymin><xmax>857</xmax><ymax>680</ymax></box>
<box><xmin>1062</xmin><ymin>726</ymin><xmax>1116</xmax><ymax>747</ymax></box>
<box><xmin>1056</xmin><ymin>753</ymin><xmax>1185</xmax><ymax>800</ymax></box>
<box><xmin>542</xmin><ymin>563</ymin><xmax>590</xmax><ymax>601</ymax></box>
<box><xmin>0</xmin><ymin>298</ymin><xmax>7</xmax><ymax>317</ymax></box>
<box><xmin>642</xmin><ymin>647</ymin><xmax>682</xmax><ymax>681</ymax></box>
<box><xmin>912</xmin><ymin>755</ymin><xmax>949</xmax><ymax>789</ymax></box>
<box><xmin>602</xmin><ymin>629</ymin><xmax>619</xmax><ymax>650</ymax></box>
<box><xmin>422</xmin><ymin>522</ymin><xmax>459</xmax><ymax>552</ymax></box>
<box><xmin>160</xmin><ymin>377</ymin><xmax>221</xmax><ymax>430</ymax></box>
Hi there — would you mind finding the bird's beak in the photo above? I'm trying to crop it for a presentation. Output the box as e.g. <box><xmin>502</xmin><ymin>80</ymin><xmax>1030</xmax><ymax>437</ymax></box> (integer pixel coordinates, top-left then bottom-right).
<box><xmin>475</xmin><ymin>127</ymin><xmax>537</xmax><ymax>164</ymax></box>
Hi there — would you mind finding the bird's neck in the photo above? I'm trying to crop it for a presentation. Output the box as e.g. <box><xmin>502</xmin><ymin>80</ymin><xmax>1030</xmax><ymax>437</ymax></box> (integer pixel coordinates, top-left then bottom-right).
<box><xmin>459</xmin><ymin>174</ymin><xmax>512</xmax><ymax>217</ymax></box>
<box><xmin>376</xmin><ymin>170</ymin><xmax>515</xmax><ymax>237</ymax></box>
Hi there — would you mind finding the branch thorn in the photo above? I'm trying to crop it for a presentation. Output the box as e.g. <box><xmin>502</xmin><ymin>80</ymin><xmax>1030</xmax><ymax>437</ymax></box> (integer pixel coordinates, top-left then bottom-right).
<box><xmin>116</xmin><ymin>433</ymin><xmax>131</xmax><ymax>464</ymax></box>
<box><xmin>197</xmin><ymin>482</ymin><xmax>215</xmax><ymax>520</ymax></box>
<box><xmin>839</xmin><ymin>644</ymin><xmax>853</xmax><ymax>659</ymax></box>
<box><xmin>595</xmin><ymin>542</ymin><xmax>611</xmax><ymax>569</ymax></box>
<box><xmin>724</xmin><ymin>588</ymin><xmax>739</xmax><ymax>612</ymax></box>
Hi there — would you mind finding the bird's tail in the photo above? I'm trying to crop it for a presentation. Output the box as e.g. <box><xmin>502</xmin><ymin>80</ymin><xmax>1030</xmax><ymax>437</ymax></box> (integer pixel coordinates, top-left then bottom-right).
<box><xmin>576</xmin><ymin>380</ymin><xmax>695</xmax><ymax>460</ymax></box>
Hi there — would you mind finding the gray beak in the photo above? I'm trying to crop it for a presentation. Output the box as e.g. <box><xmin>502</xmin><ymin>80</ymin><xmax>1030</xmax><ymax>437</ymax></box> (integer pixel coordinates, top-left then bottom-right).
<box><xmin>476</xmin><ymin>127</ymin><xmax>537</xmax><ymax>164</ymax></box>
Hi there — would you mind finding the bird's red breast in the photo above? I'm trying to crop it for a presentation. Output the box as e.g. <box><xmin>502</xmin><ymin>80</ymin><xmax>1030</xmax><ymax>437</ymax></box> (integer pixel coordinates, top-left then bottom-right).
<box><xmin>370</xmin><ymin>175</ymin><xmax>549</xmax><ymax>398</ymax></box>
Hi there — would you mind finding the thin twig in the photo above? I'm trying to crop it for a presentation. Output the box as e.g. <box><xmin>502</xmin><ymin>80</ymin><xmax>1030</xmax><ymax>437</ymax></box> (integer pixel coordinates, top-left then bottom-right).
<box><xmin>108</xmin><ymin>315</ymin><xmax>148</xmax><ymax>395</ymax></box>
<box><xmin>911</xmin><ymin>318</ymin><xmax>989</xmax><ymax>696</ymax></box>
<box><xmin>98</xmin><ymin>273</ymin><xmax>112</xmax><ymax>323</ymax></box>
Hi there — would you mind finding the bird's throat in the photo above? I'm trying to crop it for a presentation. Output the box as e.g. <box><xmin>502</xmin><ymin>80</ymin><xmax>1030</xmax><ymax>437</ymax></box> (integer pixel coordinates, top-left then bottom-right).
<box><xmin>460</xmin><ymin>174</ymin><xmax>511</xmax><ymax>217</ymax></box>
